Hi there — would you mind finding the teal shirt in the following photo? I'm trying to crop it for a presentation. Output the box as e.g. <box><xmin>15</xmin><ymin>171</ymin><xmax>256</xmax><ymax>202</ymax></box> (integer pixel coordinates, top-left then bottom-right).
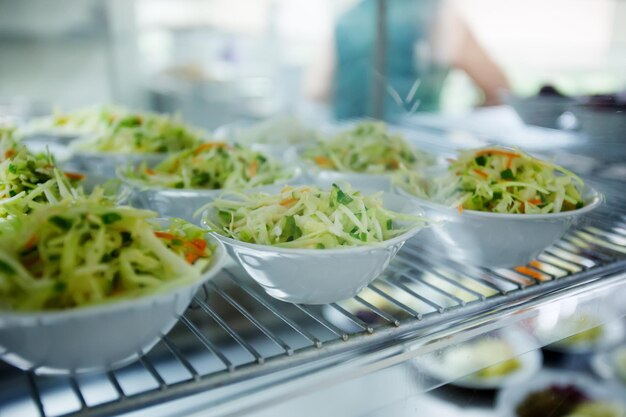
<box><xmin>333</xmin><ymin>0</ymin><xmax>448</xmax><ymax>120</ymax></box>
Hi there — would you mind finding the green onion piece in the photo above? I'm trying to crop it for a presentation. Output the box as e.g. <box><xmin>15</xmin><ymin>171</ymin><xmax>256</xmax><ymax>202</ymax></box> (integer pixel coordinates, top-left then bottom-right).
<box><xmin>500</xmin><ymin>169</ymin><xmax>515</xmax><ymax>180</ymax></box>
<box><xmin>333</xmin><ymin>184</ymin><xmax>353</xmax><ymax>205</ymax></box>
<box><xmin>101</xmin><ymin>212</ymin><xmax>122</xmax><ymax>224</ymax></box>
<box><xmin>49</xmin><ymin>216</ymin><xmax>73</xmax><ymax>230</ymax></box>
<box><xmin>0</xmin><ymin>259</ymin><xmax>15</xmax><ymax>274</ymax></box>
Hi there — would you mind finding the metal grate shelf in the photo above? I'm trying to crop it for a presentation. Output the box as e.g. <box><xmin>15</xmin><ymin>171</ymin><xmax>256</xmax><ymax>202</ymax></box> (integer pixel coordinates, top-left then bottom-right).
<box><xmin>1</xmin><ymin>178</ymin><xmax>626</xmax><ymax>417</ymax></box>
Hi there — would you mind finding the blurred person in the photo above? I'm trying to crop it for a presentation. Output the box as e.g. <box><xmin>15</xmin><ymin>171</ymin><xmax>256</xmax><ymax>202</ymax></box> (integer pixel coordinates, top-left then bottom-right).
<box><xmin>305</xmin><ymin>0</ymin><xmax>509</xmax><ymax>120</ymax></box>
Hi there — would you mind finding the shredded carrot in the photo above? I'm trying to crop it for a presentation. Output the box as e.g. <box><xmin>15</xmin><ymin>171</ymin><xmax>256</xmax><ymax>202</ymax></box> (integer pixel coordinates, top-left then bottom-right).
<box><xmin>280</xmin><ymin>198</ymin><xmax>298</xmax><ymax>207</ymax></box>
<box><xmin>473</xmin><ymin>168</ymin><xmax>488</xmax><ymax>179</ymax></box>
<box><xmin>387</xmin><ymin>160</ymin><xmax>400</xmax><ymax>170</ymax></box>
<box><xmin>184</xmin><ymin>239</ymin><xmax>207</xmax><ymax>255</ymax></box>
<box><xmin>24</xmin><ymin>235</ymin><xmax>38</xmax><ymax>250</ymax></box>
<box><xmin>64</xmin><ymin>172</ymin><xmax>85</xmax><ymax>180</ymax></box>
<box><xmin>506</xmin><ymin>156</ymin><xmax>515</xmax><ymax>169</ymax></box>
<box><xmin>185</xmin><ymin>252</ymin><xmax>200</xmax><ymax>264</ymax></box>
<box><xmin>313</xmin><ymin>156</ymin><xmax>333</xmax><ymax>168</ymax></box>
<box><xmin>457</xmin><ymin>205</ymin><xmax>464</xmax><ymax>214</ymax></box>
<box><xmin>529</xmin><ymin>260</ymin><xmax>542</xmax><ymax>269</ymax></box>
<box><xmin>527</xmin><ymin>198</ymin><xmax>542</xmax><ymax>205</ymax></box>
<box><xmin>191</xmin><ymin>239</ymin><xmax>207</xmax><ymax>252</ymax></box>
<box><xmin>154</xmin><ymin>231</ymin><xmax>177</xmax><ymax>240</ymax></box>
<box><xmin>514</xmin><ymin>266</ymin><xmax>545</xmax><ymax>281</ymax></box>
<box><xmin>145</xmin><ymin>168</ymin><xmax>156</xmax><ymax>175</ymax></box>
<box><xmin>193</xmin><ymin>142</ymin><xmax>229</xmax><ymax>155</ymax></box>
<box><xmin>4</xmin><ymin>149</ymin><xmax>15</xmax><ymax>159</ymax></box>
<box><xmin>475</xmin><ymin>149</ymin><xmax>520</xmax><ymax>159</ymax></box>
<box><xmin>249</xmin><ymin>160</ymin><xmax>258</xmax><ymax>178</ymax></box>
<box><xmin>475</xmin><ymin>149</ymin><xmax>520</xmax><ymax>169</ymax></box>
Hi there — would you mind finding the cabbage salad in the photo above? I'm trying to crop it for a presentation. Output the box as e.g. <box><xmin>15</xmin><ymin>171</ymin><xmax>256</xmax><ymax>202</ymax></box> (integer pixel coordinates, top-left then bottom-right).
<box><xmin>204</xmin><ymin>184</ymin><xmax>423</xmax><ymax>248</ymax></box>
<box><xmin>396</xmin><ymin>146</ymin><xmax>585</xmax><ymax>214</ymax></box>
<box><xmin>305</xmin><ymin>122</ymin><xmax>434</xmax><ymax>173</ymax></box>
<box><xmin>26</xmin><ymin>105</ymin><xmax>128</xmax><ymax>135</ymax></box>
<box><xmin>0</xmin><ymin>132</ymin><xmax>84</xmax><ymax>218</ymax></box>
<box><xmin>1</xmin><ymin>126</ymin><xmax>21</xmax><ymax>161</ymax></box>
<box><xmin>125</xmin><ymin>142</ymin><xmax>293</xmax><ymax>190</ymax></box>
<box><xmin>0</xmin><ymin>195</ymin><xmax>214</xmax><ymax>311</ymax></box>
<box><xmin>229</xmin><ymin>116</ymin><xmax>320</xmax><ymax>146</ymax></box>
<box><xmin>72</xmin><ymin>110</ymin><xmax>205</xmax><ymax>154</ymax></box>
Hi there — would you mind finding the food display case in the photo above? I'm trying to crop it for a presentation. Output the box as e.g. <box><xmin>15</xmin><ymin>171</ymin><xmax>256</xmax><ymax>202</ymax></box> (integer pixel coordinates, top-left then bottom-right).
<box><xmin>1</xmin><ymin>1</ymin><xmax>625</xmax><ymax>417</ymax></box>
<box><xmin>1</xmin><ymin>119</ymin><xmax>625</xmax><ymax>416</ymax></box>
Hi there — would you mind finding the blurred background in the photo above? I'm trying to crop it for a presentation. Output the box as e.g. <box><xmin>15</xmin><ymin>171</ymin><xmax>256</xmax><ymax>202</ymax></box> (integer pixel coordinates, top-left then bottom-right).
<box><xmin>1</xmin><ymin>0</ymin><xmax>625</xmax><ymax>129</ymax></box>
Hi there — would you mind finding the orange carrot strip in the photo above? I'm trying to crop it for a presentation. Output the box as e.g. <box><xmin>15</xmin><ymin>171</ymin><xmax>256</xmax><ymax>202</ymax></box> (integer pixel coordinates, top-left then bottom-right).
<box><xmin>313</xmin><ymin>156</ymin><xmax>333</xmax><ymax>168</ymax></box>
<box><xmin>527</xmin><ymin>198</ymin><xmax>542</xmax><ymax>205</ymax></box>
<box><xmin>475</xmin><ymin>149</ymin><xmax>520</xmax><ymax>159</ymax></box>
<box><xmin>64</xmin><ymin>172</ymin><xmax>85</xmax><ymax>180</ymax></box>
<box><xmin>154</xmin><ymin>231</ymin><xmax>177</xmax><ymax>240</ymax></box>
<box><xmin>249</xmin><ymin>160</ymin><xmax>258</xmax><ymax>178</ymax></box>
<box><xmin>24</xmin><ymin>235</ymin><xmax>38</xmax><ymax>250</ymax></box>
<box><xmin>280</xmin><ymin>198</ymin><xmax>298</xmax><ymax>207</ymax></box>
<box><xmin>193</xmin><ymin>142</ymin><xmax>229</xmax><ymax>155</ymax></box>
<box><xmin>184</xmin><ymin>239</ymin><xmax>207</xmax><ymax>255</ymax></box>
<box><xmin>145</xmin><ymin>168</ymin><xmax>156</xmax><ymax>175</ymax></box>
<box><xmin>4</xmin><ymin>149</ymin><xmax>15</xmax><ymax>159</ymax></box>
<box><xmin>191</xmin><ymin>238</ymin><xmax>207</xmax><ymax>252</ymax></box>
<box><xmin>514</xmin><ymin>266</ymin><xmax>545</xmax><ymax>281</ymax></box>
<box><xmin>473</xmin><ymin>168</ymin><xmax>488</xmax><ymax>179</ymax></box>
<box><xmin>388</xmin><ymin>160</ymin><xmax>400</xmax><ymax>170</ymax></box>
<box><xmin>185</xmin><ymin>252</ymin><xmax>200</xmax><ymax>264</ymax></box>
<box><xmin>457</xmin><ymin>205</ymin><xmax>464</xmax><ymax>214</ymax></box>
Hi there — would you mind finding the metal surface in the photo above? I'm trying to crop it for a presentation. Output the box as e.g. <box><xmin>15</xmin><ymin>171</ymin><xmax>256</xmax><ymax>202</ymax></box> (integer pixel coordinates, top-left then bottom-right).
<box><xmin>0</xmin><ymin>175</ymin><xmax>624</xmax><ymax>417</ymax></box>
<box><xmin>371</xmin><ymin>0</ymin><xmax>387</xmax><ymax>119</ymax></box>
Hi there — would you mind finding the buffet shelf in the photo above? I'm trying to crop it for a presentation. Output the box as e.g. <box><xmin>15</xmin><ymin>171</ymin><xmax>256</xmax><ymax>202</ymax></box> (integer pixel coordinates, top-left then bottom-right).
<box><xmin>1</xmin><ymin>177</ymin><xmax>626</xmax><ymax>417</ymax></box>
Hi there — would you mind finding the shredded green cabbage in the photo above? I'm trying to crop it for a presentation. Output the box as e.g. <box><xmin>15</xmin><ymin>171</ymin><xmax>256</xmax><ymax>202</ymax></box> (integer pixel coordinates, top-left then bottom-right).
<box><xmin>27</xmin><ymin>105</ymin><xmax>128</xmax><ymax>135</ymax></box>
<box><xmin>305</xmin><ymin>122</ymin><xmax>434</xmax><ymax>174</ymax></box>
<box><xmin>0</xmin><ymin>196</ymin><xmax>213</xmax><ymax>311</ymax></box>
<box><xmin>229</xmin><ymin>116</ymin><xmax>320</xmax><ymax>146</ymax></box>
<box><xmin>395</xmin><ymin>147</ymin><xmax>585</xmax><ymax>214</ymax></box>
<box><xmin>0</xmin><ymin>136</ymin><xmax>83</xmax><ymax>218</ymax></box>
<box><xmin>124</xmin><ymin>142</ymin><xmax>293</xmax><ymax>190</ymax></box>
<box><xmin>203</xmin><ymin>184</ymin><xmax>423</xmax><ymax>249</ymax></box>
<box><xmin>71</xmin><ymin>110</ymin><xmax>205</xmax><ymax>154</ymax></box>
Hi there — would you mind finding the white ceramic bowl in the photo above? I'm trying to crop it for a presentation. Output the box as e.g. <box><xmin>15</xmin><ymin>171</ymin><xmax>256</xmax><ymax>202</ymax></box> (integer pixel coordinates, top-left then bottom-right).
<box><xmin>568</xmin><ymin>106</ymin><xmax>626</xmax><ymax>142</ymax></box>
<box><xmin>496</xmin><ymin>370</ymin><xmax>626</xmax><ymax>417</ymax></box>
<box><xmin>503</xmin><ymin>93</ymin><xmax>576</xmax><ymax>129</ymax></box>
<box><xmin>67</xmin><ymin>151</ymin><xmax>169</xmax><ymax>178</ymax></box>
<box><xmin>203</xmin><ymin>192</ymin><xmax>425</xmax><ymax>304</ymax></box>
<box><xmin>0</xmin><ymin>234</ymin><xmax>226</xmax><ymax>375</ymax></box>
<box><xmin>120</xmin><ymin>166</ymin><xmax>303</xmax><ymax>222</ymax></box>
<box><xmin>396</xmin><ymin>186</ymin><xmax>602</xmax><ymax>268</ymax></box>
